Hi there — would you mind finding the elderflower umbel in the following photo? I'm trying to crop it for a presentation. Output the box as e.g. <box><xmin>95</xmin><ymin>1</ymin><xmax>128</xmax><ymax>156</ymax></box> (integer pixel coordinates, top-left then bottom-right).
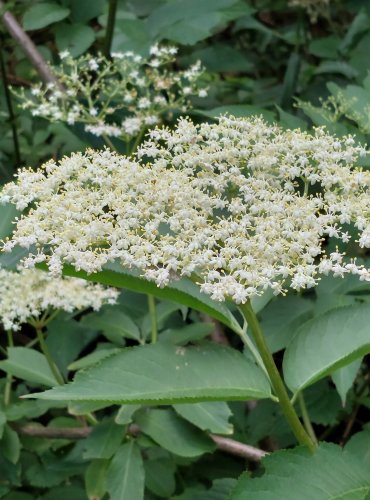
<box><xmin>1</xmin><ymin>115</ymin><xmax>369</xmax><ymax>304</ymax></box>
<box><xmin>0</xmin><ymin>268</ymin><xmax>118</xmax><ymax>331</ymax></box>
<box><xmin>15</xmin><ymin>46</ymin><xmax>207</xmax><ymax>143</ymax></box>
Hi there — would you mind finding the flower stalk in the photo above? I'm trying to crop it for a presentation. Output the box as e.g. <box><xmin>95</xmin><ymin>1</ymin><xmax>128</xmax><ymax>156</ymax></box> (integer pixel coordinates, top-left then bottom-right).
<box><xmin>4</xmin><ymin>330</ymin><xmax>14</xmax><ymax>405</ymax></box>
<box><xmin>34</xmin><ymin>324</ymin><xmax>65</xmax><ymax>386</ymax></box>
<box><xmin>239</xmin><ymin>301</ymin><xmax>316</xmax><ymax>453</ymax></box>
<box><xmin>147</xmin><ymin>294</ymin><xmax>158</xmax><ymax>344</ymax></box>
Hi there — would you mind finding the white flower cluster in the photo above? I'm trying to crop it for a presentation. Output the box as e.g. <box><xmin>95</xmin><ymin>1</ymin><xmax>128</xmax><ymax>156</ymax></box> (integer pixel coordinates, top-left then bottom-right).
<box><xmin>0</xmin><ymin>268</ymin><xmax>118</xmax><ymax>331</ymax></box>
<box><xmin>288</xmin><ymin>0</ymin><xmax>330</xmax><ymax>22</ymax></box>
<box><xmin>1</xmin><ymin>115</ymin><xmax>369</xmax><ymax>304</ymax></box>
<box><xmin>298</xmin><ymin>89</ymin><xmax>370</xmax><ymax>136</ymax></box>
<box><xmin>16</xmin><ymin>46</ymin><xmax>207</xmax><ymax>143</ymax></box>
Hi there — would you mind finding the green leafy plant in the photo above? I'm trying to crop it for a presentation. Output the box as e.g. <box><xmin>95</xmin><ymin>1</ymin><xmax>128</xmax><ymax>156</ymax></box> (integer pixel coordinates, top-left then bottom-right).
<box><xmin>0</xmin><ymin>1</ymin><xmax>370</xmax><ymax>499</ymax></box>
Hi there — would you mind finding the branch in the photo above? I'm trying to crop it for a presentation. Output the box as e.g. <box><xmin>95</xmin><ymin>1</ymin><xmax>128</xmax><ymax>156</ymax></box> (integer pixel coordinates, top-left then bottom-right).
<box><xmin>201</xmin><ymin>314</ymin><xmax>230</xmax><ymax>345</ymax></box>
<box><xmin>210</xmin><ymin>434</ymin><xmax>268</xmax><ymax>461</ymax></box>
<box><xmin>14</xmin><ymin>424</ymin><xmax>267</xmax><ymax>462</ymax></box>
<box><xmin>0</xmin><ymin>1</ymin><xmax>59</xmax><ymax>85</ymax></box>
<box><xmin>16</xmin><ymin>424</ymin><xmax>92</xmax><ymax>439</ymax></box>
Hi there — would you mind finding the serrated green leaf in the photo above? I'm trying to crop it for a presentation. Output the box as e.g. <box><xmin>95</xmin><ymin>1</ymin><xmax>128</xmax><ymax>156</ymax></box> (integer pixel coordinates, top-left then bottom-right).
<box><xmin>1</xmin><ymin>425</ymin><xmax>20</xmax><ymax>464</ymax></box>
<box><xmin>46</xmin><ymin>317</ymin><xmax>98</xmax><ymax>375</ymax></box>
<box><xmin>25</xmin><ymin>342</ymin><xmax>271</xmax><ymax>403</ymax></box>
<box><xmin>283</xmin><ymin>304</ymin><xmax>370</xmax><ymax>393</ymax></box>
<box><xmin>85</xmin><ymin>459</ymin><xmax>109</xmax><ymax>500</ymax></box>
<box><xmin>54</xmin><ymin>23</ymin><xmax>95</xmax><ymax>57</ymax></box>
<box><xmin>83</xmin><ymin>420</ymin><xmax>124</xmax><ymax>460</ymax></box>
<box><xmin>259</xmin><ymin>295</ymin><xmax>313</xmax><ymax>353</ymax></box>
<box><xmin>115</xmin><ymin>405</ymin><xmax>141</xmax><ymax>425</ymax></box>
<box><xmin>173</xmin><ymin>402</ymin><xmax>233</xmax><ymax>435</ymax></box>
<box><xmin>5</xmin><ymin>399</ymin><xmax>65</xmax><ymax>421</ymax></box>
<box><xmin>230</xmin><ymin>443</ymin><xmax>370</xmax><ymax>499</ymax></box>
<box><xmin>40</xmin><ymin>486</ymin><xmax>87</xmax><ymax>500</ymax></box>
<box><xmin>25</xmin><ymin>452</ymin><xmax>85</xmax><ymax>488</ymax></box>
<box><xmin>82</xmin><ymin>308</ymin><xmax>141</xmax><ymax>344</ymax></box>
<box><xmin>331</xmin><ymin>358</ymin><xmax>362</xmax><ymax>405</ymax></box>
<box><xmin>145</xmin><ymin>458</ymin><xmax>176</xmax><ymax>498</ymax></box>
<box><xmin>68</xmin><ymin>400</ymin><xmax>112</xmax><ymax>415</ymax></box>
<box><xmin>58</xmin><ymin>261</ymin><xmax>243</xmax><ymax>335</ymax></box>
<box><xmin>160</xmin><ymin>323</ymin><xmax>214</xmax><ymax>345</ymax></box>
<box><xmin>68</xmin><ymin>344</ymin><xmax>122</xmax><ymax>371</ymax></box>
<box><xmin>136</xmin><ymin>408</ymin><xmax>215</xmax><ymax>457</ymax></box>
<box><xmin>0</xmin><ymin>347</ymin><xmax>58</xmax><ymax>387</ymax></box>
<box><xmin>23</xmin><ymin>2</ymin><xmax>70</xmax><ymax>30</ymax></box>
<box><xmin>300</xmin><ymin>381</ymin><xmax>342</xmax><ymax>426</ymax></box>
<box><xmin>67</xmin><ymin>0</ymin><xmax>105</xmax><ymax>22</ymax></box>
<box><xmin>345</xmin><ymin>431</ymin><xmax>370</xmax><ymax>468</ymax></box>
<box><xmin>276</xmin><ymin>106</ymin><xmax>308</xmax><ymax>130</ymax></box>
<box><xmin>106</xmin><ymin>441</ymin><xmax>144</xmax><ymax>500</ymax></box>
<box><xmin>0</xmin><ymin>204</ymin><xmax>19</xmax><ymax>240</ymax></box>
<box><xmin>339</xmin><ymin>10</ymin><xmax>369</xmax><ymax>54</ymax></box>
<box><xmin>308</xmin><ymin>35</ymin><xmax>340</xmax><ymax>58</ymax></box>
<box><xmin>173</xmin><ymin>478</ymin><xmax>237</xmax><ymax>499</ymax></box>
<box><xmin>280</xmin><ymin>51</ymin><xmax>300</xmax><ymax>109</ymax></box>
<box><xmin>314</xmin><ymin>60</ymin><xmax>358</xmax><ymax>79</ymax></box>
<box><xmin>0</xmin><ymin>411</ymin><xmax>6</xmax><ymax>439</ymax></box>
<box><xmin>148</xmin><ymin>0</ymin><xmax>252</xmax><ymax>44</ymax></box>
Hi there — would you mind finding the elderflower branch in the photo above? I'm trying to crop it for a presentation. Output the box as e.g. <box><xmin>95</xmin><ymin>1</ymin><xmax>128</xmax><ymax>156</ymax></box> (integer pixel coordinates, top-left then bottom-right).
<box><xmin>14</xmin><ymin>47</ymin><xmax>207</xmax><ymax>147</ymax></box>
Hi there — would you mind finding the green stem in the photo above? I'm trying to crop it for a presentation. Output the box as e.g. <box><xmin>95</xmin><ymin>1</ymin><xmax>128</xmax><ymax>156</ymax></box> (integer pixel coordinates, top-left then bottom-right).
<box><xmin>303</xmin><ymin>179</ymin><xmax>309</xmax><ymax>197</ymax></box>
<box><xmin>104</xmin><ymin>0</ymin><xmax>118</xmax><ymax>58</ymax></box>
<box><xmin>298</xmin><ymin>392</ymin><xmax>318</xmax><ymax>446</ymax></box>
<box><xmin>130</xmin><ymin>127</ymin><xmax>145</xmax><ymax>155</ymax></box>
<box><xmin>4</xmin><ymin>330</ymin><xmax>14</xmax><ymax>405</ymax></box>
<box><xmin>102</xmin><ymin>133</ymin><xmax>118</xmax><ymax>152</ymax></box>
<box><xmin>35</xmin><ymin>326</ymin><xmax>65</xmax><ymax>385</ymax></box>
<box><xmin>238</xmin><ymin>327</ymin><xmax>270</xmax><ymax>380</ymax></box>
<box><xmin>0</xmin><ymin>38</ymin><xmax>21</xmax><ymax>170</ymax></box>
<box><xmin>147</xmin><ymin>295</ymin><xmax>158</xmax><ymax>344</ymax></box>
<box><xmin>239</xmin><ymin>301</ymin><xmax>316</xmax><ymax>452</ymax></box>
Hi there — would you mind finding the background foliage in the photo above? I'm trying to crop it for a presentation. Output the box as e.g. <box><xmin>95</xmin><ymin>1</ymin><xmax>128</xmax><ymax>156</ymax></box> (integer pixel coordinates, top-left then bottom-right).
<box><xmin>0</xmin><ymin>0</ymin><xmax>370</xmax><ymax>499</ymax></box>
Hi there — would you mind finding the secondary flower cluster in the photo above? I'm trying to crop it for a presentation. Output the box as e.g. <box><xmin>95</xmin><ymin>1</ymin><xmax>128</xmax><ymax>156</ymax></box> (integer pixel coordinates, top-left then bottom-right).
<box><xmin>1</xmin><ymin>115</ymin><xmax>369</xmax><ymax>303</ymax></box>
<box><xmin>16</xmin><ymin>45</ymin><xmax>207</xmax><ymax>143</ymax></box>
<box><xmin>298</xmin><ymin>88</ymin><xmax>370</xmax><ymax>136</ymax></box>
<box><xmin>288</xmin><ymin>0</ymin><xmax>330</xmax><ymax>22</ymax></box>
<box><xmin>0</xmin><ymin>268</ymin><xmax>118</xmax><ymax>331</ymax></box>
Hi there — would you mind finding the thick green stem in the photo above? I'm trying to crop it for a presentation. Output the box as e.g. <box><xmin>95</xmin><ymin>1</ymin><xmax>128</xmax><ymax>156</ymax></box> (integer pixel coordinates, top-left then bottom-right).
<box><xmin>298</xmin><ymin>392</ymin><xmax>318</xmax><ymax>445</ymax></box>
<box><xmin>35</xmin><ymin>326</ymin><xmax>65</xmax><ymax>385</ymax></box>
<box><xmin>238</xmin><ymin>328</ymin><xmax>270</xmax><ymax>380</ymax></box>
<box><xmin>104</xmin><ymin>0</ymin><xmax>118</xmax><ymax>58</ymax></box>
<box><xmin>147</xmin><ymin>295</ymin><xmax>158</xmax><ymax>344</ymax></box>
<box><xmin>239</xmin><ymin>301</ymin><xmax>316</xmax><ymax>453</ymax></box>
<box><xmin>4</xmin><ymin>330</ymin><xmax>14</xmax><ymax>405</ymax></box>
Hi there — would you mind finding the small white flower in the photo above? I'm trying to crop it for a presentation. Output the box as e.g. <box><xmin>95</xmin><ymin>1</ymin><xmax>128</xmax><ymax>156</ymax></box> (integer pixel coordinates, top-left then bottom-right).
<box><xmin>59</xmin><ymin>50</ymin><xmax>70</xmax><ymax>60</ymax></box>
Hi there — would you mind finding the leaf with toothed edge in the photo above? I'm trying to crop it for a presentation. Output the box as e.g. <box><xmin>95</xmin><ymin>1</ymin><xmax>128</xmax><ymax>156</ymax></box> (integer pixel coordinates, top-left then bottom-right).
<box><xmin>35</xmin><ymin>261</ymin><xmax>243</xmax><ymax>334</ymax></box>
<box><xmin>23</xmin><ymin>342</ymin><xmax>271</xmax><ymax>404</ymax></box>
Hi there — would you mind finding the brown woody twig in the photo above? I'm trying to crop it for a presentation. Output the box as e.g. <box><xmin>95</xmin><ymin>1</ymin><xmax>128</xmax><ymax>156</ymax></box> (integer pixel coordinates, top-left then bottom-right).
<box><xmin>0</xmin><ymin>0</ymin><xmax>59</xmax><ymax>86</ymax></box>
<box><xmin>15</xmin><ymin>423</ymin><xmax>267</xmax><ymax>462</ymax></box>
